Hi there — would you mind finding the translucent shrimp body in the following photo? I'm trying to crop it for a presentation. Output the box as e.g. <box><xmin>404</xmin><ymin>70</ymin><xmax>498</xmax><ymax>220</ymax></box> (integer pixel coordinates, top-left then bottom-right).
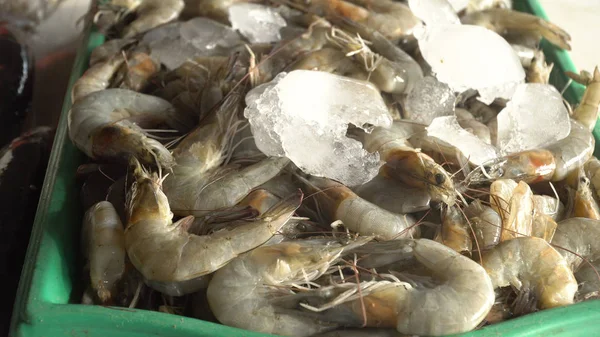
<box><xmin>81</xmin><ymin>201</ymin><xmax>126</xmax><ymax>304</ymax></box>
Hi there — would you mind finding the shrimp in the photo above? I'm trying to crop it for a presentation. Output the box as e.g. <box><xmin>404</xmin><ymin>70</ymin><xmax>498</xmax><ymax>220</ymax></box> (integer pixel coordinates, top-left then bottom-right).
<box><xmin>481</xmin><ymin>236</ymin><xmax>577</xmax><ymax>309</ymax></box>
<box><xmin>573</xmin><ymin>260</ymin><xmax>600</xmax><ymax>300</ymax></box>
<box><xmin>292</xmin><ymin>0</ymin><xmax>420</xmax><ymax>41</ymax></box>
<box><xmin>460</xmin><ymin>9</ymin><xmax>572</xmax><ymax>50</ymax></box>
<box><xmin>180</xmin><ymin>0</ymin><xmax>244</xmax><ymax>23</ymax></box>
<box><xmin>121</xmin><ymin>0</ymin><xmax>185</xmax><ymax>38</ymax></box>
<box><xmin>206</xmin><ymin>237</ymin><xmax>372</xmax><ymax>336</ymax></box>
<box><xmin>125</xmin><ymin>158</ymin><xmax>303</xmax><ymax>296</ymax></box>
<box><xmin>464</xmin><ymin>200</ymin><xmax>502</xmax><ymax>250</ymax></box>
<box><xmin>288</xmin><ymin>47</ymin><xmax>369</xmax><ymax>80</ymax></box>
<box><xmin>326</xmin><ymin>25</ymin><xmax>423</xmax><ymax>94</ymax></box>
<box><xmin>349</xmin><ymin>122</ymin><xmax>455</xmax><ymax>206</ymax></box>
<box><xmin>71</xmin><ymin>55</ymin><xmax>125</xmax><ymax>103</ymax></box>
<box><xmin>68</xmin><ymin>88</ymin><xmax>189</xmax><ymax>168</ymax></box>
<box><xmin>489</xmin><ymin>179</ymin><xmax>533</xmax><ymax>241</ymax></box>
<box><xmin>297</xmin><ymin>239</ymin><xmax>495</xmax><ymax>336</ymax></box>
<box><xmin>296</xmin><ymin>175</ymin><xmax>417</xmax><ymax>240</ymax></box>
<box><xmin>352</xmin><ymin>174</ymin><xmax>431</xmax><ymax>214</ymax></box>
<box><xmin>81</xmin><ymin>201</ymin><xmax>126</xmax><ymax>304</ymax></box>
<box><xmin>584</xmin><ymin>157</ymin><xmax>600</xmax><ymax>200</ymax></box>
<box><xmin>434</xmin><ymin>206</ymin><xmax>472</xmax><ymax>253</ymax></box>
<box><xmin>468</xmin><ymin>119</ymin><xmax>595</xmax><ymax>184</ymax></box>
<box><xmin>566</xmin><ymin>66</ymin><xmax>600</xmax><ymax>131</ymax></box>
<box><xmin>526</xmin><ymin>49</ymin><xmax>553</xmax><ymax>84</ymax></box>
<box><xmin>114</xmin><ymin>51</ymin><xmax>161</xmax><ymax>92</ymax></box>
<box><xmin>571</xmin><ymin>170</ymin><xmax>600</xmax><ymax>220</ymax></box>
<box><xmin>551</xmin><ymin>217</ymin><xmax>600</xmax><ymax>271</ymax></box>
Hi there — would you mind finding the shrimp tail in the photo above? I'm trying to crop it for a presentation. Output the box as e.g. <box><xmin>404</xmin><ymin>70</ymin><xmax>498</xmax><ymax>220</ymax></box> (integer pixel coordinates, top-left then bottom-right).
<box><xmin>535</xmin><ymin>18</ymin><xmax>572</xmax><ymax>51</ymax></box>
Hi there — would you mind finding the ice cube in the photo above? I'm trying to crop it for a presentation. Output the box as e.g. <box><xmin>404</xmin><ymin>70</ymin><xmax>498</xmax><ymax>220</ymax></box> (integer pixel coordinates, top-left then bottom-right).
<box><xmin>496</xmin><ymin>83</ymin><xmax>570</xmax><ymax>154</ymax></box>
<box><xmin>228</xmin><ymin>3</ymin><xmax>287</xmax><ymax>43</ymax></box>
<box><xmin>406</xmin><ymin>76</ymin><xmax>456</xmax><ymax>124</ymax></box>
<box><xmin>180</xmin><ymin>17</ymin><xmax>243</xmax><ymax>51</ymax></box>
<box><xmin>244</xmin><ymin>70</ymin><xmax>392</xmax><ymax>186</ymax></box>
<box><xmin>408</xmin><ymin>0</ymin><xmax>461</xmax><ymax>26</ymax></box>
<box><xmin>417</xmin><ymin>24</ymin><xmax>525</xmax><ymax>104</ymax></box>
<box><xmin>427</xmin><ymin>116</ymin><xmax>498</xmax><ymax>165</ymax></box>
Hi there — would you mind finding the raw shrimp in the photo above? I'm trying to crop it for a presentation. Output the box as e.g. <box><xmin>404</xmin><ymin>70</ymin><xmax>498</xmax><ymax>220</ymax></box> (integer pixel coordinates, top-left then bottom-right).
<box><xmin>299</xmin><ymin>239</ymin><xmax>495</xmax><ymax>336</ymax></box>
<box><xmin>206</xmin><ymin>237</ymin><xmax>372</xmax><ymax>336</ymax></box>
<box><xmin>435</xmin><ymin>206</ymin><xmax>472</xmax><ymax>253</ymax></box>
<box><xmin>293</xmin><ymin>0</ymin><xmax>420</xmax><ymax>40</ymax></box>
<box><xmin>468</xmin><ymin>119</ymin><xmax>595</xmax><ymax>184</ymax></box>
<box><xmin>352</xmin><ymin>174</ymin><xmax>431</xmax><ymax>214</ymax></box>
<box><xmin>121</xmin><ymin>0</ymin><xmax>185</xmax><ymax>38</ymax></box>
<box><xmin>573</xmin><ymin>261</ymin><xmax>600</xmax><ymax>300</ymax></box>
<box><xmin>489</xmin><ymin>179</ymin><xmax>533</xmax><ymax>241</ymax></box>
<box><xmin>551</xmin><ymin>217</ymin><xmax>600</xmax><ymax>271</ymax></box>
<box><xmin>68</xmin><ymin>88</ymin><xmax>189</xmax><ymax>168</ymax></box>
<box><xmin>571</xmin><ymin>172</ymin><xmax>600</xmax><ymax>220</ymax></box>
<box><xmin>296</xmin><ymin>175</ymin><xmax>417</xmax><ymax>240</ymax></box>
<box><xmin>114</xmin><ymin>51</ymin><xmax>160</xmax><ymax>92</ymax></box>
<box><xmin>460</xmin><ymin>9</ymin><xmax>572</xmax><ymax>50</ymax></box>
<box><xmin>288</xmin><ymin>47</ymin><xmax>369</xmax><ymax>80</ymax></box>
<box><xmin>327</xmin><ymin>25</ymin><xmax>423</xmax><ymax>94</ymax></box>
<box><xmin>349</xmin><ymin>122</ymin><xmax>455</xmax><ymax>206</ymax></box>
<box><xmin>584</xmin><ymin>157</ymin><xmax>600</xmax><ymax>200</ymax></box>
<box><xmin>180</xmin><ymin>0</ymin><xmax>244</xmax><ymax>23</ymax></box>
<box><xmin>464</xmin><ymin>200</ymin><xmax>502</xmax><ymax>250</ymax></box>
<box><xmin>71</xmin><ymin>56</ymin><xmax>125</xmax><ymax>103</ymax></box>
<box><xmin>89</xmin><ymin>38</ymin><xmax>136</xmax><ymax>66</ymax></box>
<box><xmin>125</xmin><ymin>158</ymin><xmax>303</xmax><ymax>296</ymax></box>
<box><xmin>531</xmin><ymin>194</ymin><xmax>562</xmax><ymax>242</ymax></box>
<box><xmin>81</xmin><ymin>201</ymin><xmax>126</xmax><ymax>304</ymax></box>
<box><xmin>566</xmin><ymin>66</ymin><xmax>600</xmax><ymax>131</ymax></box>
<box><xmin>482</xmin><ymin>236</ymin><xmax>577</xmax><ymax>309</ymax></box>
<box><xmin>526</xmin><ymin>49</ymin><xmax>553</xmax><ymax>84</ymax></box>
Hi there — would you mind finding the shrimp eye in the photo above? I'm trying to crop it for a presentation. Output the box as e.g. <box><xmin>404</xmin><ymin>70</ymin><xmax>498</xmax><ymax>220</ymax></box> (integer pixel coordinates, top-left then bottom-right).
<box><xmin>434</xmin><ymin>173</ymin><xmax>446</xmax><ymax>185</ymax></box>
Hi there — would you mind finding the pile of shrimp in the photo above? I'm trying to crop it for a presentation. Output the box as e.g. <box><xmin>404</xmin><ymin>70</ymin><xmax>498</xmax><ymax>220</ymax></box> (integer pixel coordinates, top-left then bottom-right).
<box><xmin>71</xmin><ymin>0</ymin><xmax>600</xmax><ymax>336</ymax></box>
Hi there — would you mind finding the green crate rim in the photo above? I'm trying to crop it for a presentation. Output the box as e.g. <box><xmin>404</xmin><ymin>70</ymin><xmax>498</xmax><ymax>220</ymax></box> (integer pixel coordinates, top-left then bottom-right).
<box><xmin>9</xmin><ymin>1</ymin><xmax>600</xmax><ymax>336</ymax></box>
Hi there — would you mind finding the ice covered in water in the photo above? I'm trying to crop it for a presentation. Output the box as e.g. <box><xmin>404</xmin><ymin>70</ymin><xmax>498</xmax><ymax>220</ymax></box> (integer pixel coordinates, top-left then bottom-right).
<box><xmin>416</xmin><ymin>24</ymin><xmax>525</xmax><ymax>104</ymax></box>
<box><xmin>427</xmin><ymin>116</ymin><xmax>498</xmax><ymax>166</ymax></box>
<box><xmin>406</xmin><ymin>76</ymin><xmax>456</xmax><ymax>124</ymax></box>
<box><xmin>244</xmin><ymin>70</ymin><xmax>392</xmax><ymax>186</ymax></box>
<box><xmin>228</xmin><ymin>3</ymin><xmax>287</xmax><ymax>43</ymax></box>
<box><xmin>496</xmin><ymin>83</ymin><xmax>571</xmax><ymax>154</ymax></box>
<box><xmin>408</xmin><ymin>0</ymin><xmax>460</xmax><ymax>26</ymax></box>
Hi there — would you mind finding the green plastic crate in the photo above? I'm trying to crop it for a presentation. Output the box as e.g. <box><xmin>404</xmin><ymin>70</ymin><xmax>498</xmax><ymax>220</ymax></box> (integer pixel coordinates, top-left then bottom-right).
<box><xmin>9</xmin><ymin>1</ymin><xmax>600</xmax><ymax>336</ymax></box>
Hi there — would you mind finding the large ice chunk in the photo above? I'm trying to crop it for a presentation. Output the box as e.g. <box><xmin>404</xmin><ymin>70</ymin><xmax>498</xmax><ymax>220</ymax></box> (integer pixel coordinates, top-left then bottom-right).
<box><xmin>244</xmin><ymin>70</ymin><xmax>392</xmax><ymax>186</ymax></box>
<box><xmin>408</xmin><ymin>0</ymin><xmax>460</xmax><ymax>26</ymax></box>
<box><xmin>228</xmin><ymin>3</ymin><xmax>287</xmax><ymax>43</ymax></box>
<box><xmin>406</xmin><ymin>76</ymin><xmax>456</xmax><ymax>124</ymax></box>
<box><xmin>427</xmin><ymin>116</ymin><xmax>498</xmax><ymax>165</ymax></box>
<box><xmin>416</xmin><ymin>24</ymin><xmax>525</xmax><ymax>104</ymax></box>
<box><xmin>180</xmin><ymin>17</ymin><xmax>243</xmax><ymax>51</ymax></box>
<box><xmin>496</xmin><ymin>83</ymin><xmax>570</xmax><ymax>154</ymax></box>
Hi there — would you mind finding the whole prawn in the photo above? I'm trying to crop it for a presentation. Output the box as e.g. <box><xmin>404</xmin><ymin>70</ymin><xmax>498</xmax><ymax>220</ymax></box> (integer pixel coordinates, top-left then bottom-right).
<box><xmin>468</xmin><ymin>119</ymin><xmax>595</xmax><ymax>184</ymax></box>
<box><xmin>566</xmin><ymin>66</ymin><xmax>600</xmax><ymax>131</ymax></box>
<box><xmin>81</xmin><ymin>201</ymin><xmax>126</xmax><ymax>304</ymax></box>
<box><xmin>68</xmin><ymin>88</ymin><xmax>190</xmax><ymax>168</ymax></box>
<box><xmin>482</xmin><ymin>236</ymin><xmax>577</xmax><ymax>309</ymax></box>
<box><xmin>296</xmin><ymin>175</ymin><xmax>417</xmax><ymax>240</ymax></box>
<box><xmin>206</xmin><ymin>237</ymin><xmax>372</xmax><ymax>336</ymax></box>
<box><xmin>125</xmin><ymin>158</ymin><xmax>303</xmax><ymax>296</ymax></box>
<box><xmin>297</xmin><ymin>239</ymin><xmax>495</xmax><ymax>336</ymax></box>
